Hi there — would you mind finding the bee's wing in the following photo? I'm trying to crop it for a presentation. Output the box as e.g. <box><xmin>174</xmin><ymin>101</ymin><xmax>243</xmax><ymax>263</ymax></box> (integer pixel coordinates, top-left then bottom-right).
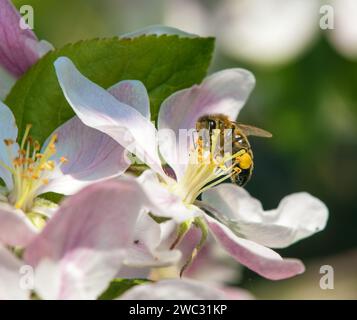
<box><xmin>237</xmin><ymin>123</ymin><xmax>273</xmax><ymax>138</ymax></box>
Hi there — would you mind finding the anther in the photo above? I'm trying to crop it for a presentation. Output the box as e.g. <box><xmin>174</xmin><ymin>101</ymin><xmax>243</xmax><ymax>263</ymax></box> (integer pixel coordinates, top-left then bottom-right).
<box><xmin>60</xmin><ymin>157</ymin><xmax>68</xmax><ymax>164</ymax></box>
<box><xmin>4</xmin><ymin>139</ymin><xmax>14</xmax><ymax>146</ymax></box>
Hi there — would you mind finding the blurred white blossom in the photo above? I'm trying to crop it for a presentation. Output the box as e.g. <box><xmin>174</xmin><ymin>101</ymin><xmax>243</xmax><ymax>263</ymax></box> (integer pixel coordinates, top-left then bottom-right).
<box><xmin>327</xmin><ymin>0</ymin><xmax>357</xmax><ymax>60</ymax></box>
<box><xmin>162</xmin><ymin>0</ymin><xmax>357</xmax><ymax>64</ymax></box>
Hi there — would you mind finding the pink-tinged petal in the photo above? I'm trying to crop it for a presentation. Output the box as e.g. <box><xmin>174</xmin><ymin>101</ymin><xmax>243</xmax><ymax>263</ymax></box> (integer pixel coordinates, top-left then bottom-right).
<box><xmin>121</xmin><ymin>25</ymin><xmax>198</xmax><ymax>39</ymax></box>
<box><xmin>0</xmin><ymin>100</ymin><xmax>18</xmax><ymax>190</ymax></box>
<box><xmin>0</xmin><ymin>245</ymin><xmax>30</xmax><ymax>300</ymax></box>
<box><xmin>138</xmin><ymin>170</ymin><xmax>202</xmax><ymax>223</ymax></box>
<box><xmin>125</xmin><ymin>212</ymin><xmax>181</xmax><ymax>268</ymax></box>
<box><xmin>37</xmin><ymin>116</ymin><xmax>129</xmax><ymax>196</ymax></box>
<box><xmin>0</xmin><ymin>0</ymin><xmax>52</xmax><ymax>77</ymax></box>
<box><xmin>108</xmin><ymin>80</ymin><xmax>150</xmax><ymax>119</ymax></box>
<box><xmin>158</xmin><ymin>69</ymin><xmax>256</xmax><ymax>132</ymax></box>
<box><xmin>116</xmin><ymin>266</ymin><xmax>151</xmax><ymax>279</ymax></box>
<box><xmin>205</xmin><ymin>215</ymin><xmax>305</xmax><ymax>280</ymax></box>
<box><xmin>220</xmin><ymin>286</ymin><xmax>254</xmax><ymax>300</ymax></box>
<box><xmin>120</xmin><ymin>279</ymin><xmax>226</xmax><ymax>300</ymax></box>
<box><xmin>203</xmin><ymin>184</ymin><xmax>328</xmax><ymax>248</ymax></box>
<box><xmin>179</xmin><ymin>228</ymin><xmax>238</xmax><ymax>284</ymax></box>
<box><xmin>24</xmin><ymin>179</ymin><xmax>149</xmax><ymax>300</ymax></box>
<box><xmin>54</xmin><ymin>57</ymin><xmax>166</xmax><ymax>178</ymax></box>
<box><xmin>0</xmin><ymin>202</ymin><xmax>37</xmax><ymax>247</ymax></box>
<box><xmin>158</xmin><ymin>69</ymin><xmax>255</xmax><ymax>179</ymax></box>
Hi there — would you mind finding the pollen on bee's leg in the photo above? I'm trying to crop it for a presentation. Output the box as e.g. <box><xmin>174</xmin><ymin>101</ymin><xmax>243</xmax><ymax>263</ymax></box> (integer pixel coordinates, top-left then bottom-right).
<box><xmin>237</xmin><ymin>152</ymin><xmax>252</xmax><ymax>170</ymax></box>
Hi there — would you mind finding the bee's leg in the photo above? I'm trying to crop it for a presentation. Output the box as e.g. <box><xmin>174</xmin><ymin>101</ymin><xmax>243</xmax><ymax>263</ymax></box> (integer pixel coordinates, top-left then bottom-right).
<box><xmin>233</xmin><ymin>167</ymin><xmax>242</xmax><ymax>174</ymax></box>
<box><xmin>230</xmin><ymin>166</ymin><xmax>242</xmax><ymax>183</ymax></box>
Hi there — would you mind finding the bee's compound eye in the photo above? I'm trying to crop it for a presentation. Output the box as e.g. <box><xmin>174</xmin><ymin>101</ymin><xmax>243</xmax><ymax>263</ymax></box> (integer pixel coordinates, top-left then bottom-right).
<box><xmin>208</xmin><ymin>120</ymin><xmax>216</xmax><ymax>130</ymax></box>
<box><xmin>235</xmin><ymin>134</ymin><xmax>244</xmax><ymax>144</ymax></box>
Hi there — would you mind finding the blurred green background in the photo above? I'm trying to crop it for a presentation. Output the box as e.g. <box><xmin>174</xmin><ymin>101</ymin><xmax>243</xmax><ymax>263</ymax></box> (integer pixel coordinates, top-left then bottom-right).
<box><xmin>13</xmin><ymin>0</ymin><xmax>357</xmax><ymax>299</ymax></box>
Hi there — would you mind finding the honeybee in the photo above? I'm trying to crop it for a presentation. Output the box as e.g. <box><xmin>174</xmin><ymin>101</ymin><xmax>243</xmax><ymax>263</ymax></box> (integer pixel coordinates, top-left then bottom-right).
<box><xmin>196</xmin><ymin>114</ymin><xmax>272</xmax><ymax>186</ymax></box>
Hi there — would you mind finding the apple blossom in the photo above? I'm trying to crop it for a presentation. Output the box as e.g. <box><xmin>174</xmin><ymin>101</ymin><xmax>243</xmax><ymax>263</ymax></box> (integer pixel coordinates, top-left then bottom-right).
<box><xmin>0</xmin><ymin>100</ymin><xmax>129</xmax><ymax>228</ymax></box>
<box><xmin>327</xmin><ymin>0</ymin><xmax>357</xmax><ymax>59</ymax></box>
<box><xmin>0</xmin><ymin>179</ymin><xmax>180</xmax><ymax>300</ymax></box>
<box><xmin>53</xmin><ymin>56</ymin><xmax>328</xmax><ymax>280</ymax></box>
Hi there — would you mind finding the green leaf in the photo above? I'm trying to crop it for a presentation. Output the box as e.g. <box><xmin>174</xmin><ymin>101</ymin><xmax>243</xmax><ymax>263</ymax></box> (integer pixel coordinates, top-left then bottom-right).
<box><xmin>6</xmin><ymin>35</ymin><xmax>214</xmax><ymax>143</ymax></box>
<box><xmin>98</xmin><ymin>278</ymin><xmax>150</xmax><ymax>300</ymax></box>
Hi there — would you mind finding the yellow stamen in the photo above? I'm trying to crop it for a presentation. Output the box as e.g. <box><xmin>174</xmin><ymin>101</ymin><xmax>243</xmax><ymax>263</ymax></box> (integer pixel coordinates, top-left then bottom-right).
<box><xmin>20</xmin><ymin>124</ymin><xmax>32</xmax><ymax>150</ymax></box>
<box><xmin>0</xmin><ymin>127</ymin><xmax>67</xmax><ymax>214</ymax></box>
<box><xmin>170</xmin><ymin>128</ymin><xmax>246</xmax><ymax>205</ymax></box>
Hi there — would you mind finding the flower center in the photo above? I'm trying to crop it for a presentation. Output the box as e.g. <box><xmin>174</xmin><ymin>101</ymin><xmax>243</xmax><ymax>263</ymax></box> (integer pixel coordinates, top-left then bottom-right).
<box><xmin>0</xmin><ymin>124</ymin><xmax>67</xmax><ymax>213</ymax></box>
<box><xmin>170</xmin><ymin>129</ymin><xmax>252</xmax><ymax>204</ymax></box>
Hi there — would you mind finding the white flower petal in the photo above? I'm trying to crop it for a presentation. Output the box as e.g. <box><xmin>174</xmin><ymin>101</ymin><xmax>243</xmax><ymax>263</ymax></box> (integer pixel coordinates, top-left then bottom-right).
<box><xmin>138</xmin><ymin>170</ymin><xmax>202</xmax><ymax>223</ymax></box>
<box><xmin>115</xmin><ymin>265</ymin><xmax>151</xmax><ymax>279</ymax></box>
<box><xmin>120</xmin><ymin>279</ymin><xmax>226</xmax><ymax>300</ymax></box>
<box><xmin>108</xmin><ymin>80</ymin><xmax>151</xmax><ymax>119</ymax></box>
<box><xmin>205</xmin><ymin>215</ymin><xmax>305</xmax><ymax>280</ymax></box>
<box><xmin>202</xmin><ymin>183</ymin><xmax>263</xmax><ymax>223</ymax></box>
<box><xmin>262</xmin><ymin>192</ymin><xmax>329</xmax><ymax>247</ymax></box>
<box><xmin>124</xmin><ymin>212</ymin><xmax>181</xmax><ymax>268</ymax></box>
<box><xmin>202</xmin><ymin>184</ymin><xmax>328</xmax><ymax>248</ymax></box>
<box><xmin>0</xmin><ymin>245</ymin><xmax>29</xmax><ymax>300</ymax></box>
<box><xmin>37</xmin><ymin>116</ymin><xmax>129</xmax><ymax>196</ymax></box>
<box><xmin>0</xmin><ymin>101</ymin><xmax>18</xmax><ymax>190</ymax></box>
<box><xmin>0</xmin><ymin>202</ymin><xmax>37</xmax><ymax>247</ymax></box>
<box><xmin>54</xmin><ymin>57</ymin><xmax>165</xmax><ymax>178</ymax></box>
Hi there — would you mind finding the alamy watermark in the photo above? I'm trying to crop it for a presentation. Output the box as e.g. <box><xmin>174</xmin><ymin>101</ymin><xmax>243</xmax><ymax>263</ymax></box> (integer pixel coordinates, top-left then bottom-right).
<box><xmin>19</xmin><ymin>5</ymin><xmax>34</xmax><ymax>30</ymax></box>
<box><xmin>320</xmin><ymin>5</ymin><xmax>334</xmax><ymax>30</ymax></box>
<box><xmin>19</xmin><ymin>265</ymin><xmax>35</xmax><ymax>290</ymax></box>
<box><xmin>319</xmin><ymin>265</ymin><xmax>334</xmax><ymax>290</ymax></box>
